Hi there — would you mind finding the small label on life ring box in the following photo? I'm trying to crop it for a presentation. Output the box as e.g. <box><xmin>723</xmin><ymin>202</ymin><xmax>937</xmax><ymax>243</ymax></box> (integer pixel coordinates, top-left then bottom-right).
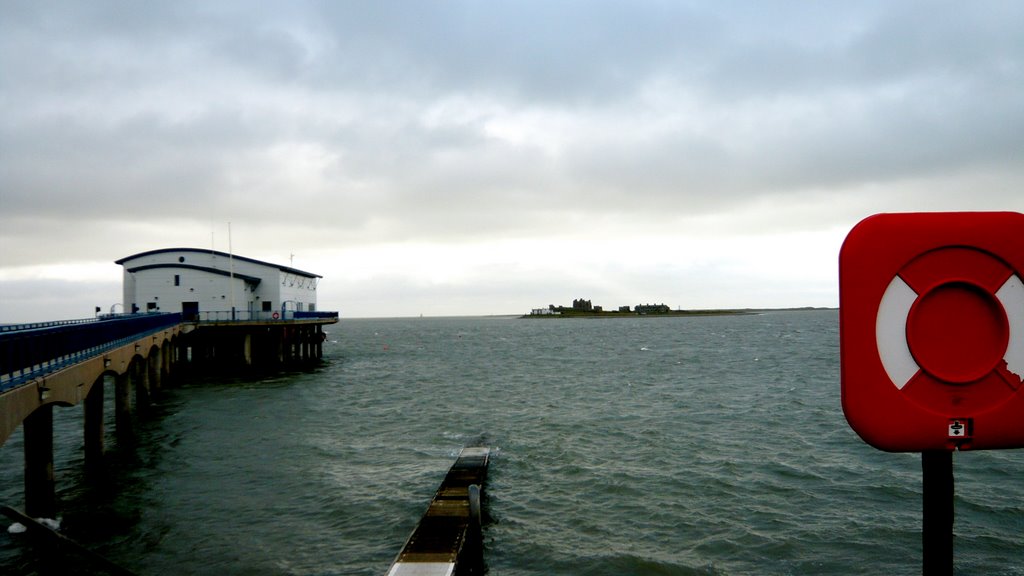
<box><xmin>947</xmin><ymin>419</ymin><xmax>972</xmax><ymax>439</ymax></box>
<box><xmin>840</xmin><ymin>211</ymin><xmax>1024</xmax><ymax>452</ymax></box>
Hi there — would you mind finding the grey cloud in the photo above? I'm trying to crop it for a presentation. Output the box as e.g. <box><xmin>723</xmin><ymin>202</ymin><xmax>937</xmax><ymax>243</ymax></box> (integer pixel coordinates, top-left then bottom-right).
<box><xmin>0</xmin><ymin>278</ymin><xmax>120</xmax><ymax>323</ymax></box>
<box><xmin>2</xmin><ymin>0</ymin><xmax>1022</xmax><ymax>268</ymax></box>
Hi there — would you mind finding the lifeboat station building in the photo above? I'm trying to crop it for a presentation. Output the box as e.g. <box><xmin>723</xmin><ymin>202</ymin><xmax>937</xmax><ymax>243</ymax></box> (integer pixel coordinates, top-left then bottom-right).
<box><xmin>116</xmin><ymin>248</ymin><xmax>324</xmax><ymax>321</ymax></box>
<box><xmin>116</xmin><ymin>248</ymin><xmax>338</xmax><ymax>366</ymax></box>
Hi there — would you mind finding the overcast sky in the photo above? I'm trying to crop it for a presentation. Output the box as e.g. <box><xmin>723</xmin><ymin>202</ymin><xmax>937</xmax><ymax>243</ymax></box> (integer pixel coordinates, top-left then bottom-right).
<box><xmin>1</xmin><ymin>1</ymin><xmax>1022</xmax><ymax>321</ymax></box>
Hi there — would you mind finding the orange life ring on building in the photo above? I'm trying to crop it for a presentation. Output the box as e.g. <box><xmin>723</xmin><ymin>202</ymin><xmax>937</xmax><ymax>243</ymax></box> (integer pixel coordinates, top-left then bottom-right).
<box><xmin>272</xmin><ymin>311</ymin><xmax>280</xmax><ymax>320</ymax></box>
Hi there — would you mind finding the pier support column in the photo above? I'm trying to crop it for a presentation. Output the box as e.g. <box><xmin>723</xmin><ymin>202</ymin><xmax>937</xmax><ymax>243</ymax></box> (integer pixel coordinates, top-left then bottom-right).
<box><xmin>174</xmin><ymin>340</ymin><xmax>183</xmax><ymax>373</ymax></box>
<box><xmin>171</xmin><ymin>340</ymin><xmax>180</xmax><ymax>370</ymax></box>
<box><xmin>133</xmin><ymin>359</ymin><xmax>150</xmax><ymax>417</ymax></box>
<box><xmin>243</xmin><ymin>333</ymin><xmax>253</xmax><ymax>366</ymax></box>
<box><xmin>84</xmin><ymin>376</ymin><xmax>105</xmax><ymax>467</ymax></box>
<box><xmin>315</xmin><ymin>326</ymin><xmax>323</xmax><ymax>359</ymax></box>
<box><xmin>160</xmin><ymin>342</ymin><xmax>172</xmax><ymax>385</ymax></box>
<box><xmin>149</xmin><ymin>348</ymin><xmax>163</xmax><ymax>395</ymax></box>
<box><xmin>167</xmin><ymin>341</ymin><xmax>177</xmax><ymax>383</ymax></box>
<box><xmin>282</xmin><ymin>329</ymin><xmax>293</xmax><ymax>363</ymax></box>
<box><xmin>115</xmin><ymin>371</ymin><xmax>133</xmax><ymax>442</ymax></box>
<box><xmin>24</xmin><ymin>405</ymin><xmax>56</xmax><ymax>519</ymax></box>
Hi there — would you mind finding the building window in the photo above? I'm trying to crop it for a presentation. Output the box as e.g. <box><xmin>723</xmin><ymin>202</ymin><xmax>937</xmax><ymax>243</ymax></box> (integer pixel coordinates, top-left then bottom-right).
<box><xmin>174</xmin><ymin>274</ymin><xmax>180</xmax><ymax>286</ymax></box>
<box><xmin>262</xmin><ymin>301</ymin><xmax>272</xmax><ymax>312</ymax></box>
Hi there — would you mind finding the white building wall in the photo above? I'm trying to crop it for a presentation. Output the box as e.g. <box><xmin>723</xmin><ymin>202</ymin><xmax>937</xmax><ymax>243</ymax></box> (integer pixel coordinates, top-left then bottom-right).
<box><xmin>121</xmin><ymin>269</ymin><xmax>136</xmax><ymax>312</ymax></box>
<box><xmin>131</xmin><ymin>269</ymin><xmax>250</xmax><ymax>314</ymax></box>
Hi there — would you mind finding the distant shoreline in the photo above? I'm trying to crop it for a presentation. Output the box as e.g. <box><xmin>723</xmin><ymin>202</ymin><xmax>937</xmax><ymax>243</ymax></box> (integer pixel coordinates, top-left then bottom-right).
<box><xmin>519</xmin><ymin>307</ymin><xmax>835</xmax><ymax>319</ymax></box>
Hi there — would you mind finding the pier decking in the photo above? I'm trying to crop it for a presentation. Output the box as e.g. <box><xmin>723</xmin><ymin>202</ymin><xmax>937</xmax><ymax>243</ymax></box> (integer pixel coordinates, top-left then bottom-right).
<box><xmin>387</xmin><ymin>447</ymin><xmax>491</xmax><ymax>576</ymax></box>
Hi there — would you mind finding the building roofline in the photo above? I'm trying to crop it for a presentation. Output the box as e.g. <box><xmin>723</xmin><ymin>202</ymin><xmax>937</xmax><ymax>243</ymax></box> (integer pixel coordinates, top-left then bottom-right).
<box><xmin>124</xmin><ymin>263</ymin><xmax>264</xmax><ymax>286</ymax></box>
<box><xmin>115</xmin><ymin>248</ymin><xmax>322</xmax><ymax>278</ymax></box>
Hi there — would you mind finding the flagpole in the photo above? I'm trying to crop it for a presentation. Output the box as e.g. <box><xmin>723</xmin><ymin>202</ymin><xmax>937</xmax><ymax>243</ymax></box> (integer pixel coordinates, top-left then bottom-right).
<box><xmin>228</xmin><ymin>222</ymin><xmax>235</xmax><ymax>321</ymax></box>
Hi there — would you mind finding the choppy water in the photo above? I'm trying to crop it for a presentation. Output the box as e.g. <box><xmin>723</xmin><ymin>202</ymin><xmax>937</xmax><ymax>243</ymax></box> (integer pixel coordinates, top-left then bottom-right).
<box><xmin>2</xmin><ymin>311</ymin><xmax>1022</xmax><ymax>575</ymax></box>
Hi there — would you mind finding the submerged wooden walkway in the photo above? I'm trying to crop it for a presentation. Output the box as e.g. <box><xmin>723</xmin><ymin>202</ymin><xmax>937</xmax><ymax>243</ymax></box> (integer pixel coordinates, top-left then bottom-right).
<box><xmin>387</xmin><ymin>447</ymin><xmax>490</xmax><ymax>576</ymax></box>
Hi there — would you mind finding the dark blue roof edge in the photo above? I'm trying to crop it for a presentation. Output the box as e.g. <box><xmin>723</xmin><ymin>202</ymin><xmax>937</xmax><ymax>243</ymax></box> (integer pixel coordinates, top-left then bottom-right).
<box><xmin>125</xmin><ymin>263</ymin><xmax>263</xmax><ymax>285</ymax></box>
<box><xmin>115</xmin><ymin>248</ymin><xmax>322</xmax><ymax>278</ymax></box>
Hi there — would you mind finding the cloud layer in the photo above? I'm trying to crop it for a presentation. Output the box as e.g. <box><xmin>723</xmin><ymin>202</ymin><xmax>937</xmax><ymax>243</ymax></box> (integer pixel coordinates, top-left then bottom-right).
<box><xmin>2</xmin><ymin>1</ymin><xmax>1022</xmax><ymax>320</ymax></box>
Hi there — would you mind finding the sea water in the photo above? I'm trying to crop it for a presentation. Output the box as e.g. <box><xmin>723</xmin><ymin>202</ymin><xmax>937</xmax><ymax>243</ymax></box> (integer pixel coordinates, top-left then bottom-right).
<box><xmin>1</xmin><ymin>310</ymin><xmax>1022</xmax><ymax>575</ymax></box>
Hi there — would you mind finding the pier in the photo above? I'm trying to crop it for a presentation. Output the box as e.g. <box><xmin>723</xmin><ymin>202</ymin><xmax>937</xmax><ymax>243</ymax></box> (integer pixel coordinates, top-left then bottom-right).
<box><xmin>0</xmin><ymin>310</ymin><xmax>338</xmax><ymax>519</ymax></box>
<box><xmin>387</xmin><ymin>446</ymin><xmax>491</xmax><ymax>576</ymax></box>
<box><xmin>2</xmin><ymin>247</ymin><xmax>340</xmax><ymax>521</ymax></box>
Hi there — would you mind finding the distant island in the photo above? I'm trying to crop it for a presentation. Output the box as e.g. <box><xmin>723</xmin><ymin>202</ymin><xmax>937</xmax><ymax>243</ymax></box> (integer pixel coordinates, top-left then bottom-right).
<box><xmin>522</xmin><ymin>298</ymin><xmax>831</xmax><ymax>318</ymax></box>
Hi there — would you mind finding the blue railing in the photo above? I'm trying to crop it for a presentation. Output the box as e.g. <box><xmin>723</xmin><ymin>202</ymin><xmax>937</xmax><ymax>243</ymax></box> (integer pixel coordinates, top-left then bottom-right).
<box><xmin>191</xmin><ymin>310</ymin><xmax>339</xmax><ymax>322</ymax></box>
<box><xmin>294</xmin><ymin>311</ymin><xmax>339</xmax><ymax>320</ymax></box>
<box><xmin>0</xmin><ymin>317</ymin><xmax>102</xmax><ymax>334</ymax></box>
<box><xmin>0</xmin><ymin>313</ymin><xmax>182</xmax><ymax>392</ymax></box>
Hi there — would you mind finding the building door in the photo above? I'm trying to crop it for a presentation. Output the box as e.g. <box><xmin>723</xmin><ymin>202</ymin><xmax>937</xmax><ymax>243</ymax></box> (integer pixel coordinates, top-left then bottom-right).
<box><xmin>182</xmin><ymin>301</ymin><xmax>199</xmax><ymax>321</ymax></box>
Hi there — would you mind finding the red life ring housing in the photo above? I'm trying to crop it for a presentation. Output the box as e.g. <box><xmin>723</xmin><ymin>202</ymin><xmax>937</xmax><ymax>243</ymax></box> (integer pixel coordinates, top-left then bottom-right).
<box><xmin>840</xmin><ymin>212</ymin><xmax>1024</xmax><ymax>451</ymax></box>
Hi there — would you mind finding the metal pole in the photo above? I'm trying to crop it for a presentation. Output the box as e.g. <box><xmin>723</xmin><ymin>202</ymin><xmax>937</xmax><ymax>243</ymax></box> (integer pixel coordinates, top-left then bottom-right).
<box><xmin>228</xmin><ymin>222</ymin><xmax>235</xmax><ymax>321</ymax></box>
<box><xmin>922</xmin><ymin>450</ymin><xmax>953</xmax><ymax>576</ymax></box>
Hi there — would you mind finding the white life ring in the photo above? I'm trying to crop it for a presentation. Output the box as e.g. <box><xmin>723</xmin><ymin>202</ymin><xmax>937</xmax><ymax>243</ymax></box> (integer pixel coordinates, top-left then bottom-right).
<box><xmin>876</xmin><ymin>273</ymin><xmax>1024</xmax><ymax>389</ymax></box>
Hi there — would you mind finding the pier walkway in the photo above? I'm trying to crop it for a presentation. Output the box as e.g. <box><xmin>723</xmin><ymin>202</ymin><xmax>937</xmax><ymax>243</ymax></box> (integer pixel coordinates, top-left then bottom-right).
<box><xmin>388</xmin><ymin>447</ymin><xmax>491</xmax><ymax>576</ymax></box>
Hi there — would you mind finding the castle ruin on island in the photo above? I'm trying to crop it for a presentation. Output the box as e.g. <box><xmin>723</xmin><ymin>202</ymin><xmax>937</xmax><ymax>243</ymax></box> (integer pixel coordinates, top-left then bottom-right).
<box><xmin>529</xmin><ymin>299</ymin><xmax>671</xmax><ymax>316</ymax></box>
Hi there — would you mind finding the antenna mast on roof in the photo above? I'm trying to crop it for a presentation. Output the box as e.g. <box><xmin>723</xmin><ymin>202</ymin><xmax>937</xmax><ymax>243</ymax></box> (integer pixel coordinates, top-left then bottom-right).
<box><xmin>228</xmin><ymin>222</ymin><xmax>235</xmax><ymax>320</ymax></box>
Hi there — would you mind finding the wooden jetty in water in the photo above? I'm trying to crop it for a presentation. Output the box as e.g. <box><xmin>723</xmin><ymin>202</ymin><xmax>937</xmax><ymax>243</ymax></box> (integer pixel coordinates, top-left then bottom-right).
<box><xmin>387</xmin><ymin>446</ymin><xmax>491</xmax><ymax>576</ymax></box>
